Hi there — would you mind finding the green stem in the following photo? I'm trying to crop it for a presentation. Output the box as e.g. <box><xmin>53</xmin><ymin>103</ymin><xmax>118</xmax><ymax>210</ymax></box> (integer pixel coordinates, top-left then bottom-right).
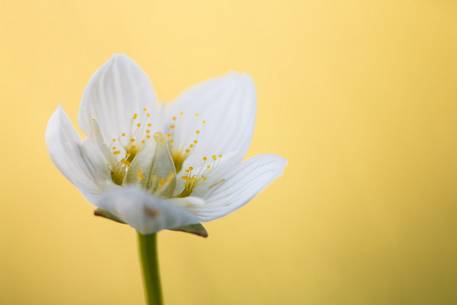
<box><xmin>137</xmin><ymin>233</ymin><xmax>163</xmax><ymax>305</ymax></box>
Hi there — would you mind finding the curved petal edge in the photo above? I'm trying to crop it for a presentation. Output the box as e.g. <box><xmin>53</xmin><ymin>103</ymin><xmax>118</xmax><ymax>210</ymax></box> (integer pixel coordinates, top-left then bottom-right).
<box><xmin>193</xmin><ymin>154</ymin><xmax>287</xmax><ymax>221</ymax></box>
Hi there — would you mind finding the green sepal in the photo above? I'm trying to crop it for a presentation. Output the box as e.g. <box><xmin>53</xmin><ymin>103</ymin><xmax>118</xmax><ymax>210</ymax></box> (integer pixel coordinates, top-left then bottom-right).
<box><xmin>94</xmin><ymin>208</ymin><xmax>126</xmax><ymax>224</ymax></box>
<box><xmin>170</xmin><ymin>223</ymin><xmax>208</xmax><ymax>238</ymax></box>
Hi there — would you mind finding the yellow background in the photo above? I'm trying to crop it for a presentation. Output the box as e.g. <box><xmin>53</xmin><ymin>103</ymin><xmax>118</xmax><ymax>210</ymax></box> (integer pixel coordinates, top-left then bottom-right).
<box><xmin>1</xmin><ymin>1</ymin><xmax>457</xmax><ymax>304</ymax></box>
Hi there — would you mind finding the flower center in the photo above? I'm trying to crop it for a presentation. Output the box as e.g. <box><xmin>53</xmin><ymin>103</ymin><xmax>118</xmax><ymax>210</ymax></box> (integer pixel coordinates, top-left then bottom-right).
<box><xmin>101</xmin><ymin>111</ymin><xmax>224</xmax><ymax>198</ymax></box>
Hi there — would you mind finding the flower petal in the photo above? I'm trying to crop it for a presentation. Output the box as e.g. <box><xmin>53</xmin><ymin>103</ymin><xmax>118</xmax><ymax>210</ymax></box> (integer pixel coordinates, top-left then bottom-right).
<box><xmin>164</xmin><ymin>72</ymin><xmax>255</xmax><ymax>168</ymax></box>
<box><xmin>45</xmin><ymin>107</ymin><xmax>109</xmax><ymax>195</ymax></box>
<box><xmin>190</xmin><ymin>155</ymin><xmax>287</xmax><ymax>221</ymax></box>
<box><xmin>94</xmin><ymin>186</ymin><xmax>202</xmax><ymax>234</ymax></box>
<box><xmin>78</xmin><ymin>54</ymin><xmax>161</xmax><ymax>142</ymax></box>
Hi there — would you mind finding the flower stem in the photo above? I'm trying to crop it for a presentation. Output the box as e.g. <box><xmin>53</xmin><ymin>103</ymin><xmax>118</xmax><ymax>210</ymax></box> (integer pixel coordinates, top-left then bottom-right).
<box><xmin>137</xmin><ymin>233</ymin><xmax>163</xmax><ymax>305</ymax></box>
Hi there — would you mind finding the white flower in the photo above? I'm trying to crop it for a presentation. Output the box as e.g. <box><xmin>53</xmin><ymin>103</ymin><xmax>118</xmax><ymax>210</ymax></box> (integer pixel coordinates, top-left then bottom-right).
<box><xmin>45</xmin><ymin>54</ymin><xmax>286</xmax><ymax>236</ymax></box>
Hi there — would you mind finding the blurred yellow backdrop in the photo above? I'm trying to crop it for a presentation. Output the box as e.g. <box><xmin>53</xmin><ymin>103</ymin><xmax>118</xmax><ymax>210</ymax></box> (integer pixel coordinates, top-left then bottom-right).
<box><xmin>1</xmin><ymin>1</ymin><xmax>457</xmax><ymax>304</ymax></box>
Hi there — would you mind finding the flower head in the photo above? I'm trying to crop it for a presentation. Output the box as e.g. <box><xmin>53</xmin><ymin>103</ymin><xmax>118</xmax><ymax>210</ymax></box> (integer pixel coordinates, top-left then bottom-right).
<box><xmin>45</xmin><ymin>55</ymin><xmax>286</xmax><ymax>235</ymax></box>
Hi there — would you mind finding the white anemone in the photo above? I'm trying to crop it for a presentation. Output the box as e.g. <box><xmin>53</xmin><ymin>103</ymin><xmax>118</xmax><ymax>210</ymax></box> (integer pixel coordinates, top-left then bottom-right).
<box><xmin>45</xmin><ymin>55</ymin><xmax>286</xmax><ymax>235</ymax></box>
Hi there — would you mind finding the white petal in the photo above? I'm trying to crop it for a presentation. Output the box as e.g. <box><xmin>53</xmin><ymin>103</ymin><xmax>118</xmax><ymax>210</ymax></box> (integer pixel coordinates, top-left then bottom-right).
<box><xmin>78</xmin><ymin>54</ymin><xmax>161</xmax><ymax>143</ymax></box>
<box><xmin>95</xmin><ymin>186</ymin><xmax>202</xmax><ymax>234</ymax></box>
<box><xmin>45</xmin><ymin>107</ymin><xmax>109</xmax><ymax>195</ymax></box>
<box><xmin>191</xmin><ymin>155</ymin><xmax>287</xmax><ymax>221</ymax></box>
<box><xmin>164</xmin><ymin>72</ymin><xmax>255</xmax><ymax>166</ymax></box>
